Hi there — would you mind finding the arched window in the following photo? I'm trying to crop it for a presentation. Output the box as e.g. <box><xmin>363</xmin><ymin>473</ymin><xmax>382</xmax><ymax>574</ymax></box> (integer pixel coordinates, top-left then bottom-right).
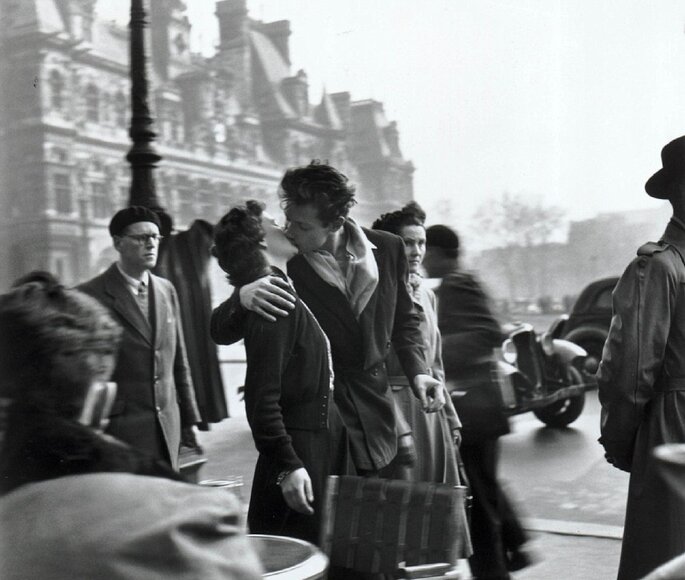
<box><xmin>85</xmin><ymin>84</ymin><xmax>99</xmax><ymax>122</ymax></box>
<box><xmin>49</xmin><ymin>70</ymin><xmax>64</xmax><ymax>111</ymax></box>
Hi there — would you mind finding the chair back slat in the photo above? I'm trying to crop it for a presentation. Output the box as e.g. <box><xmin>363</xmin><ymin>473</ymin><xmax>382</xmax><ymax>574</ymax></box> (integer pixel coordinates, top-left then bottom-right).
<box><xmin>320</xmin><ymin>475</ymin><xmax>466</xmax><ymax>574</ymax></box>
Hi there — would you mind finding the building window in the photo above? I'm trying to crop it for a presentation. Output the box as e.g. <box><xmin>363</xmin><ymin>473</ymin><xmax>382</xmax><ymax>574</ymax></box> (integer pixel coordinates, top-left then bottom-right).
<box><xmin>198</xmin><ymin>180</ymin><xmax>214</xmax><ymax>219</ymax></box>
<box><xmin>119</xmin><ymin>185</ymin><xmax>129</xmax><ymax>207</ymax></box>
<box><xmin>85</xmin><ymin>84</ymin><xmax>99</xmax><ymax>123</ymax></box>
<box><xmin>54</xmin><ymin>173</ymin><xmax>72</xmax><ymax>214</ymax></box>
<box><xmin>92</xmin><ymin>182</ymin><xmax>110</xmax><ymax>219</ymax></box>
<box><xmin>114</xmin><ymin>91</ymin><xmax>127</xmax><ymax>127</ymax></box>
<box><xmin>177</xmin><ymin>177</ymin><xmax>195</xmax><ymax>225</ymax></box>
<box><xmin>101</xmin><ymin>93</ymin><xmax>111</xmax><ymax>124</ymax></box>
<box><xmin>172</xmin><ymin>109</ymin><xmax>184</xmax><ymax>143</ymax></box>
<box><xmin>49</xmin><ymin>70</ymin><xmax>64</xmax><ymax>111</ymax></box>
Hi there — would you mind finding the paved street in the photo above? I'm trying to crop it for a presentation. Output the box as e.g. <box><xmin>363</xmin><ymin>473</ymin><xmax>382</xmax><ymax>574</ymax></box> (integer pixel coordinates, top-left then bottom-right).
<box><xmin>501</xmin><ymin>390</ymin><xmax>626</xmax><ymax>579</ymax></box>
<box><xmin>501</xmin><ymin>390</ymin><xmax>628</xmax><ymax>529</ymax></box>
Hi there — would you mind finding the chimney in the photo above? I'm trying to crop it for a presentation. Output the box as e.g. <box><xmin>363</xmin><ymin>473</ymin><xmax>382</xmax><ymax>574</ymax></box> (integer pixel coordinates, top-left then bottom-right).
<box><xmin>384</xmin><ymin>121</ymin><xmax>401</xmax><ymax>157</ymax></box>
<box><xmin>281</xmin><ymin>69</ymin><xmax>309</xmax><ymax>117</ymax></box>
<box><xmin>215</xmin><ymin>0</ymin><xmax>253</xmax><ymax>111</ymax></box>
<box><xmin>216</xmin><ymin>0</ymin><xmax>249</xmax><ymax>49</ymax></box>
<box><xmin>330</xmin><ymin>92</ymin><xmax>351</xmax><ymax>130</ymax></box>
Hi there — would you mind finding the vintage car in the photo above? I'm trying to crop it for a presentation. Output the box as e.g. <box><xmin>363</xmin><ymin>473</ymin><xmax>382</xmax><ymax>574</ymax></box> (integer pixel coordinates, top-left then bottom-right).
<box><xmin>561</xmin><ymin>276</ymin><xmax>618</xmax><ymax>375</ymax></box>
<box><xmin>493</xmin><ymin>317</ymin><xmax>594</xmax><ymax>427</ymax></box>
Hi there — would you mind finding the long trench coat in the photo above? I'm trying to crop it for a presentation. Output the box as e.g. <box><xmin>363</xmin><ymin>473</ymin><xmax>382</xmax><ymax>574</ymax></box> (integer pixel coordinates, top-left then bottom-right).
<box><xmin>597</xmin><ymin>216</ymin><xmax>685</xmax><ymax>580</ymax></box>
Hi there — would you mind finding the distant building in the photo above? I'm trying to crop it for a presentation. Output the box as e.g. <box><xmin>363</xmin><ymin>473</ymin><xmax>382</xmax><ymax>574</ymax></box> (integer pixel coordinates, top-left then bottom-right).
<box><xmin>0</xmin><ymin>0</ymin><xmax>414</xmax><ymax>289</ymax></box>
<box><xmin>475</xmin><ymin>203</ymin><xmax>671</xmax><ymax>307</ymax></box>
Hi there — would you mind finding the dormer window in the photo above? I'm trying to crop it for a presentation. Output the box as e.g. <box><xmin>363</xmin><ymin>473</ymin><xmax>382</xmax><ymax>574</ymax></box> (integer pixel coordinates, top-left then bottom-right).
<box><xmin>174</xmin><ymin>33</ymin><xmax>187</xmax><ymax>55</ymax></box>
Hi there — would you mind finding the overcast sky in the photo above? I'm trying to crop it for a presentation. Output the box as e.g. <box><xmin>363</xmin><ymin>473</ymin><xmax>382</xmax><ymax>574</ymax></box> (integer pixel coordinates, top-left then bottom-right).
<box><xmin>102</xmin><ymin>1</ymin><xmax>685</xmax><ymax>234</ymax></box>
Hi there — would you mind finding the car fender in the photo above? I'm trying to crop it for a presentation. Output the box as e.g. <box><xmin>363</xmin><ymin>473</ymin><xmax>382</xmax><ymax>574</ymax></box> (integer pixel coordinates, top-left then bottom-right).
<box><xmin>552</xmin><ymin>338</ymin><xmax>586</xmax><ymax>364</ymax></box>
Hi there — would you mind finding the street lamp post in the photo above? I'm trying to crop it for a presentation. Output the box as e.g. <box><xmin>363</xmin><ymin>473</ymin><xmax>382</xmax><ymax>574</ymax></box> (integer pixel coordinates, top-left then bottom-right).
<box><xmin>126</xmin><ymin>0</ymin><xmax>171</xmax><ymax>234</ymax></box>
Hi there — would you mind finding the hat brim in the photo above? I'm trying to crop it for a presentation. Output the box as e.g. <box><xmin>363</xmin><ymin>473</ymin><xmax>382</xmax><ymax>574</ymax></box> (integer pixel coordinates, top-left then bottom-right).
<box><xmin>645</xmin><ymin>168</ymin><xmax>675</xmax><ymax>200</ymax></box>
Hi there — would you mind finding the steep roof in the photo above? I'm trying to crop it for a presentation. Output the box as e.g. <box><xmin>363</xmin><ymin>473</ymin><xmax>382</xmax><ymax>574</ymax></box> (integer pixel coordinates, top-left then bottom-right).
<box><xmin>350</xmin><ymin>100</ymin><xmax>391</xmax><ymax>160</ymax></box>
<box><xmin>89</xmin><ymin>20</ymin><xmax>128</xmax><ymax>66</ymax></box>
<box><xmin>314</xmin><ymin>91</ymin><xmax>343</xmax><ymax>130</ymax></box>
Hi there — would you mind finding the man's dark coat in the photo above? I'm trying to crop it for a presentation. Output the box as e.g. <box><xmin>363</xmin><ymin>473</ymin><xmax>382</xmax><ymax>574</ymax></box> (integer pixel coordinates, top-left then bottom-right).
<box><xmin>155</xmin><ymin>219</ymin><xmax>228</xmax><ymax>426</ymax></box>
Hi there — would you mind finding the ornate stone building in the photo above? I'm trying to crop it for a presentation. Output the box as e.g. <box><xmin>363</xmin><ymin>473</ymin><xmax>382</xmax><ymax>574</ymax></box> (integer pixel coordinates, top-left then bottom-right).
<box><xmin>0</xmin><ymin>0</ymin><xmax>414</xmax><ymax>289</ymax></box>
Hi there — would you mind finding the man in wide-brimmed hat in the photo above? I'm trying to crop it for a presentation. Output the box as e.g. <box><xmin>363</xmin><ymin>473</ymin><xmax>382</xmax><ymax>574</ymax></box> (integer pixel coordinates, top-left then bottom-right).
<box><xmin>598</xmin><ymin>135</ymin><xmax>685</xmax><ymax>580</ymax></box>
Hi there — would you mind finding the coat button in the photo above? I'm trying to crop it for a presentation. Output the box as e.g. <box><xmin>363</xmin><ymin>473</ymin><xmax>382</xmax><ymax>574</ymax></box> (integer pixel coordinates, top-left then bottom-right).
<box><xmin>155</xmin><ymin>406</ymin><xmax>161</xmax><ymax>413</ymax></box>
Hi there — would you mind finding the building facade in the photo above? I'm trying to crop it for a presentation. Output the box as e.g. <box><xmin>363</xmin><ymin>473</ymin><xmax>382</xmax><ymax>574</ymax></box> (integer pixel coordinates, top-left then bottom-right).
<box><xmin>0</xmin><ymin>0</ymin><xmax>414</xmax><ymax>289</ymax></box>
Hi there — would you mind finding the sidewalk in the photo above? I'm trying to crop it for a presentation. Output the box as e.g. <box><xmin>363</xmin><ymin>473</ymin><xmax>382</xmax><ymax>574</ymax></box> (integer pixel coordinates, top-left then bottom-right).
<box><xmin>198</xmin><ymin>414</ymin><xmax>622</xmax><ymax>580</ymax></box>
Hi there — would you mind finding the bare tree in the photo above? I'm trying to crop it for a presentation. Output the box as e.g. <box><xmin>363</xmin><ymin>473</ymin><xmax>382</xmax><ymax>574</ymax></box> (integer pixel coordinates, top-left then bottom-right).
<box><xmin>473</xmin><ymin>191</ymin><xmax>565</xmax><ymax>249</ymax></box>
<box><xmin>473</xmin><ymin>192</ymin><xmax>566</xmax><ymax>305</ymax></box>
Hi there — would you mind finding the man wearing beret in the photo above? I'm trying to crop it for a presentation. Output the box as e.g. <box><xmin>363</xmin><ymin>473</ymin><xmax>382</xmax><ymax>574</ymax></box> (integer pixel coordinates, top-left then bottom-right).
<box><xmin>597</xmin><ymin>135</ymin><xmax>685</xmax><ymax>580</ymax></box>
<box><xmin>79</xmin><ymin>206</ymin><xmax>201</xmax><ymax>471</ymax></box>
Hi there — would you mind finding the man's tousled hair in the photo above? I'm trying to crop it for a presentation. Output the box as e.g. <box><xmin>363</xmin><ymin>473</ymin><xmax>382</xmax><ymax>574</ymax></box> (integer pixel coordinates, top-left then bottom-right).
<box><xmin>279</xmin><ymin>160</ymin><xmax>357</xmax><ymax>225</ymax></box>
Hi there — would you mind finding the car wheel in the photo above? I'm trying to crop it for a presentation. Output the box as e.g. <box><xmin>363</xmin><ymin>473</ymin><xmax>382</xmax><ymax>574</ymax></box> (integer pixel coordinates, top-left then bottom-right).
<box><xmin>533</xmin><ymin>367</ymin><xmax>585</xmax><ymax>427</ymax></box>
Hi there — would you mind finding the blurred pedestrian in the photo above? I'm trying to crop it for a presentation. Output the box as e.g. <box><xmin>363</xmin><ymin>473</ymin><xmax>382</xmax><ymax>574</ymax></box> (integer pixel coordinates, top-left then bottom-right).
<box><xmin>424</xmin><ymin>225</ymin><xmax>529</xmax><ymax>579</ymax></box>
<box><xmin>211</xmin><ymin>161</ymin><xmax>444</xmax><ymax>476</ymax></box>
<box><xmin>212</xmin><ymin>200</ymin><xmax>350</xmax><ymax>545</ymax></box>
<box><xmin>598</xmin><ymin>135</ymin><xmax>685</xmax><ymax>580</ymax></box>
<box><xmin>0</xmin><ymin>273</ymin><xmax>262</xmax><ymax>579</ymax></box>
<box><xmin>79</xmin><ymin>206</ymin><xmax>201</xmax><ymax>471</ymax></box>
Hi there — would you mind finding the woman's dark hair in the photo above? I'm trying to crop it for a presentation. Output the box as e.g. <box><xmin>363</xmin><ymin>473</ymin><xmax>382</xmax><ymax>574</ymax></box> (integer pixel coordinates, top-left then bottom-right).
<box><xmin>279</xmin><ymin>160</ymin><xmax>357</xmax><ymax>225</ymax></box>
<box><xmin>213</xmin><ymin>200</ymin><xmax>270</xmax><ymax>287</ymax></box>
<box><xmin>0</xmin><ymin>271</ymin><xmax>122</xmax><ymax>414</ymax></box>
<box><xmin>372</xmin><ymin>201</ymin><xmax>426</xmax><ymax>236</ymax></box>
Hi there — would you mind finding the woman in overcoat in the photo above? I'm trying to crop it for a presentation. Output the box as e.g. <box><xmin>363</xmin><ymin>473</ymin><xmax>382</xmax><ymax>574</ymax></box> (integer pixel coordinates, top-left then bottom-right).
<box><xmin>372</xmin><ymin>203</ymin><xmax>472</xmax><ymax>560</ymax></box>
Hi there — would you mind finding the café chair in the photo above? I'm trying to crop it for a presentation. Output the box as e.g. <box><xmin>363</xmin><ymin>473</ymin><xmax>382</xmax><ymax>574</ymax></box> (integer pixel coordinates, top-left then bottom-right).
<box><xmin>320</xmin><ymin>475</ymin><xmax>468</xmax><ymax>579</ymax></box>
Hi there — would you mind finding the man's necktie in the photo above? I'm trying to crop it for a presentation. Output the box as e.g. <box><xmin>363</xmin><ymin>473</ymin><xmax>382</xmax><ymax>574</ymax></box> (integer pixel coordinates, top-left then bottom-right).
<box><xmin>136</xmin><ymin>281</ymin><xmax>149</xmax><ymax>321</ymax></box>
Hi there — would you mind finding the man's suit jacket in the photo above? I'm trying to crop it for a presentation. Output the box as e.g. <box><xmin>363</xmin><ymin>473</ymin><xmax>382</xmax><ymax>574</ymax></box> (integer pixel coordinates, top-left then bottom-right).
<box><xmin>79</xmin><ymin>264</ymin><xmax>200</xmax><ymax>470</ymax></box>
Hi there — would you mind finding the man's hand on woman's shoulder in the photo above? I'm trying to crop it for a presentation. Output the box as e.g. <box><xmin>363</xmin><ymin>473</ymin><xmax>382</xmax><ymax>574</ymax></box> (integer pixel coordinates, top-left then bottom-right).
<box><xmin>239</xmin><ymin>275</ymin><xmax>296</xmax><ymax>322</ymax></box>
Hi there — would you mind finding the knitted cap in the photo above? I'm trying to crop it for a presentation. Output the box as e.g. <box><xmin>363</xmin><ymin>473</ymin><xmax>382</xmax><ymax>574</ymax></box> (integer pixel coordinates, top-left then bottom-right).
<box><xmin>109</xmin><ymin>206</ymin><xmax>161</xmax><ymax>237</ymax></box>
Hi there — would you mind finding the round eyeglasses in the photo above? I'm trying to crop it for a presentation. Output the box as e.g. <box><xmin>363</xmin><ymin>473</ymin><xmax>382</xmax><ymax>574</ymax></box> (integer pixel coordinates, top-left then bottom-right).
<box><xmin>121</xmin><ymin>234</ymin><xmax>164</xmax><ymax>245</ymax></box>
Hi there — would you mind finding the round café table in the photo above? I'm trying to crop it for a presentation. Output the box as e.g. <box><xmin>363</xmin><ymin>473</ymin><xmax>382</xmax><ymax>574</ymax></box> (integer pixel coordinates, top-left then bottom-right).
<box><xmin>247</xmin><ymin>534</ymin><xmax>329</xmax><ymax>579</ymax></box>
